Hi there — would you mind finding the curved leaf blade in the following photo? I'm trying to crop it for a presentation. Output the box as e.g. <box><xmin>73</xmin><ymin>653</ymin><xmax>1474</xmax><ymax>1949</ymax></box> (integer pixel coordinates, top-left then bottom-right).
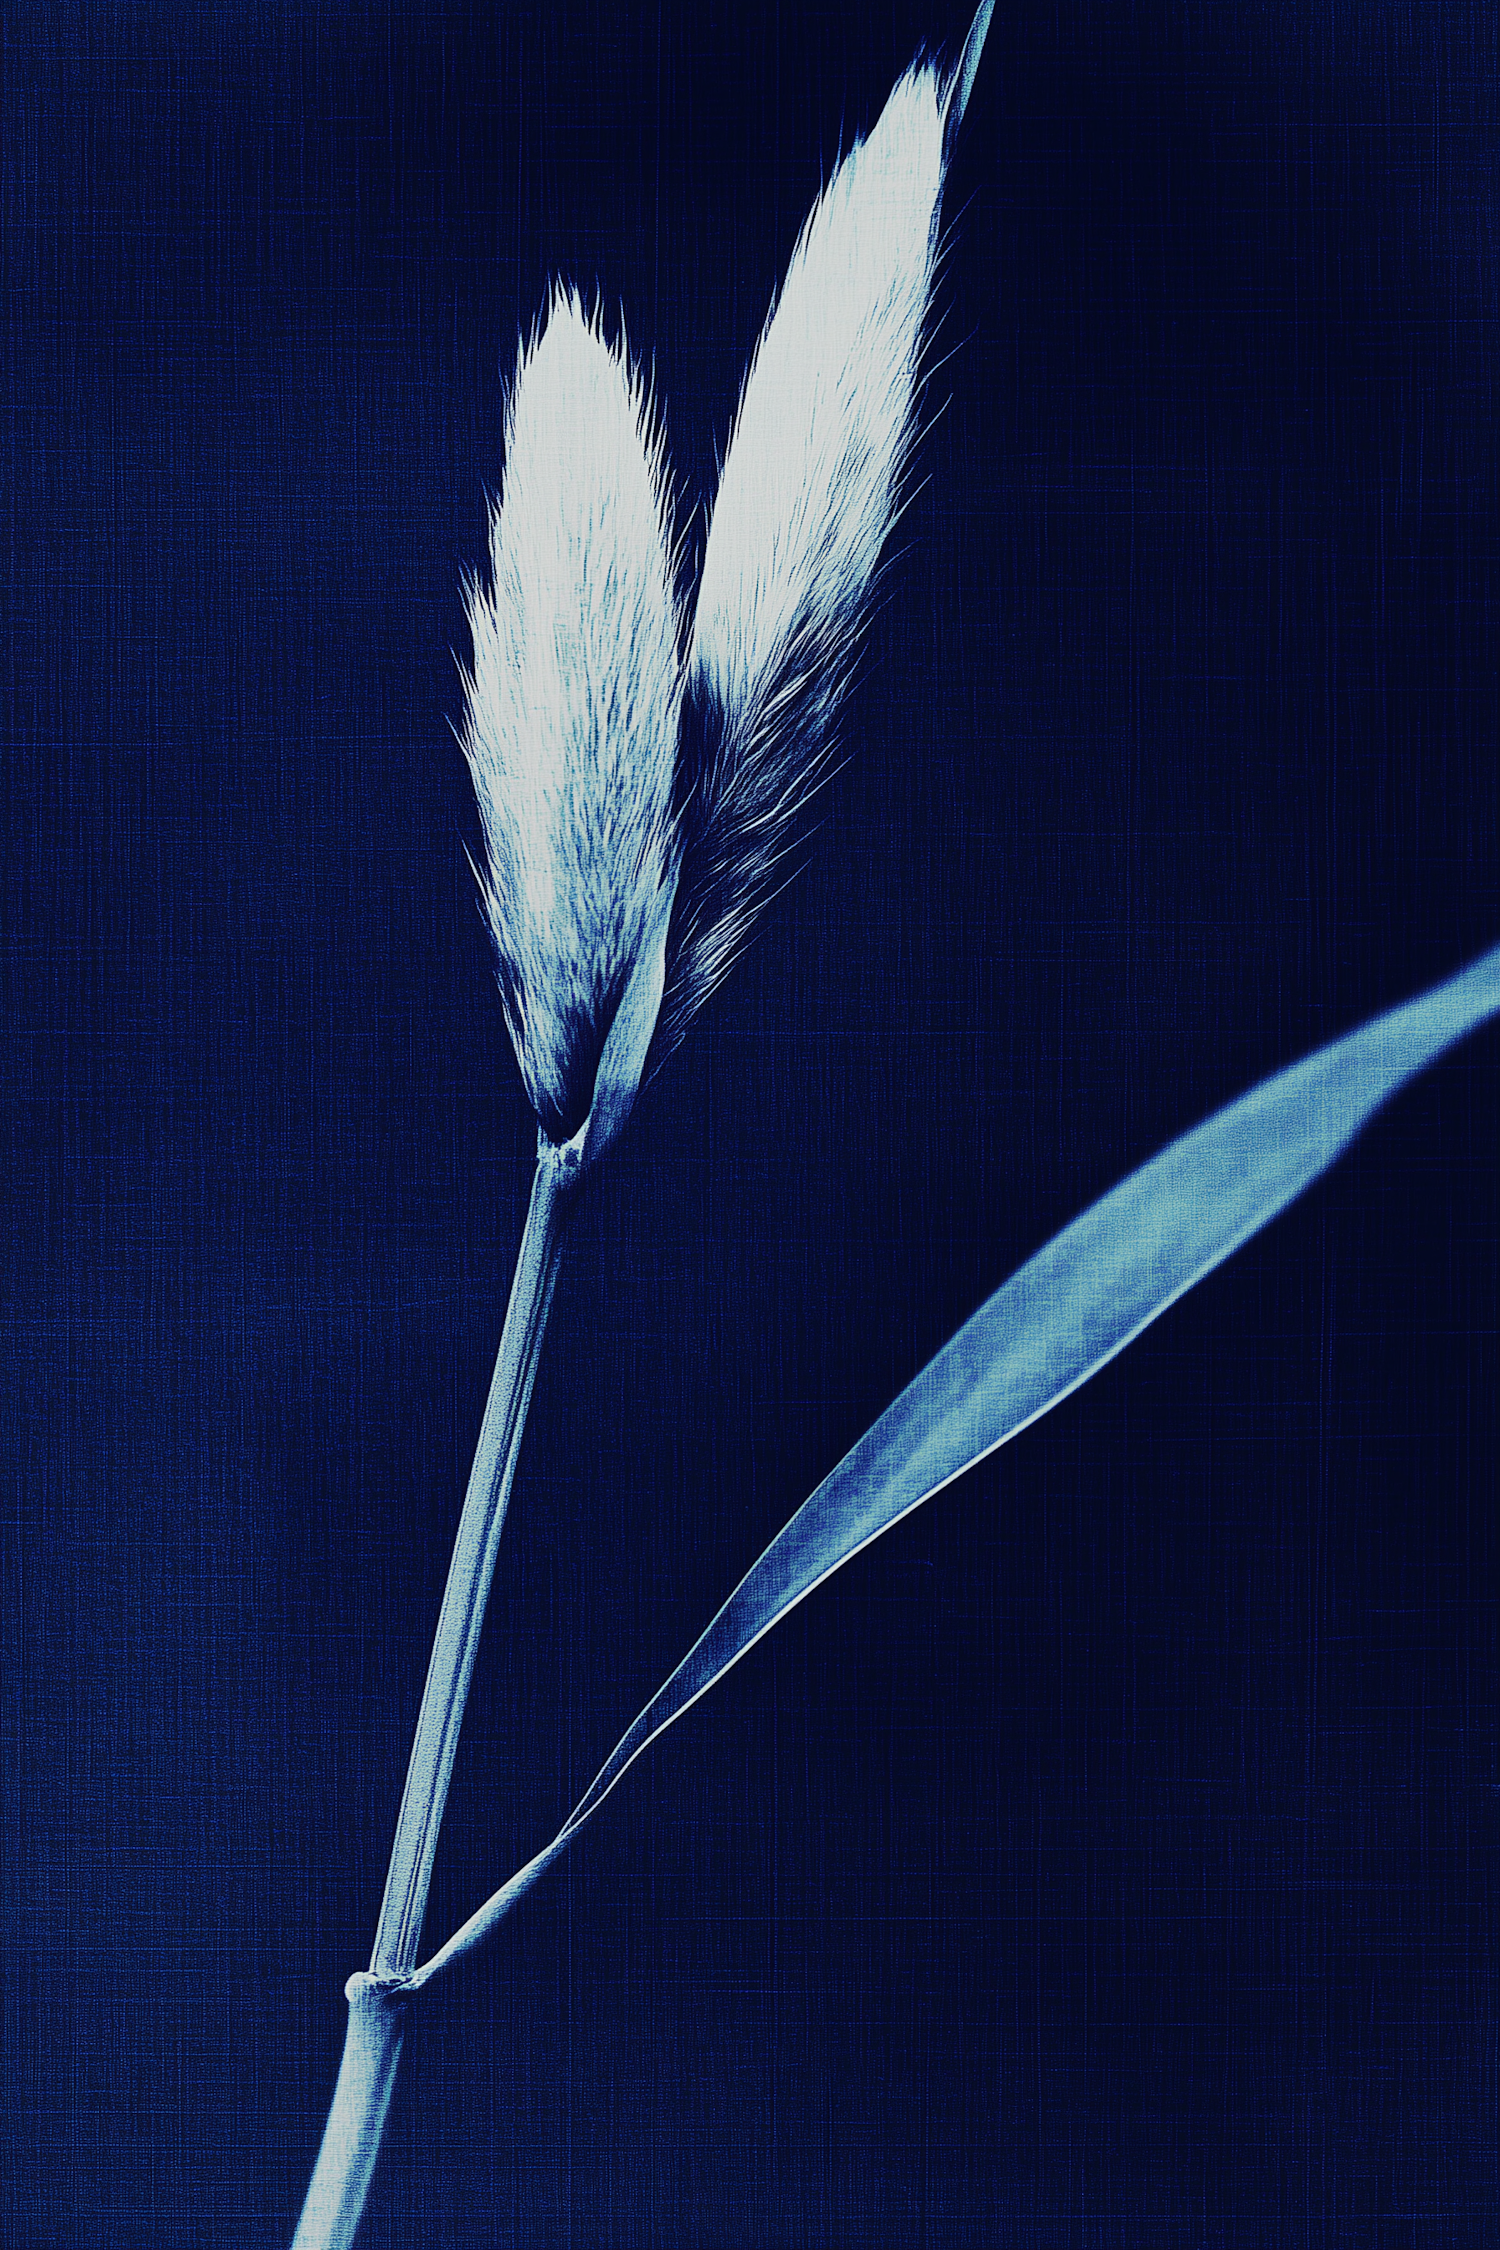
<box><xmin>393</xmin><ymin>941</ymin><xmax>1500</xmax><ymax>1998</ymax></box>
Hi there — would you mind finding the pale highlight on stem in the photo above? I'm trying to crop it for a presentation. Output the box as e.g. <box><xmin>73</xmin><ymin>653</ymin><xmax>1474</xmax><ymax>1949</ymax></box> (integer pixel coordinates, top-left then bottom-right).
<box><xmin>371</xmin><ymin>1147</ymin><xmax>578</xmax><ymax>1977</ymax></box>
<box><xmin>290</xmin><ymin>1986</ymin><xmax>405</xmax><ymax>2250</ymax></box>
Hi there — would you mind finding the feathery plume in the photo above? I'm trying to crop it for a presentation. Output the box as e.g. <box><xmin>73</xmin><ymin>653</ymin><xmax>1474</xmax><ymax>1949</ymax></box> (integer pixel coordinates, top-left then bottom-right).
<box><xmin>460</xmin><ymin>288</ymin><xmax>683</xmax><ymax>1154</ymax></box>
<box><xmin>653</xmin><ymin>13</ymin><xmax>992</xmax><ymax>1060</ymax></box>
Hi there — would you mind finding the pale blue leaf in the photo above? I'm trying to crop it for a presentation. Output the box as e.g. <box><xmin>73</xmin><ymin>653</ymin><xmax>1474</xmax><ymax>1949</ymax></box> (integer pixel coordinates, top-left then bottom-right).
<box><xmin>384</xmin><ymin>940</ymin><xmax>1500</xmax><ymax>1999</ymax></box>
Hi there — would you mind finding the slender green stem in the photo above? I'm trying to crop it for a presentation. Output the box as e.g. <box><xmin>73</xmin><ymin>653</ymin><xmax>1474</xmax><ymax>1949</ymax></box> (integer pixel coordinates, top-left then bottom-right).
<box><xmin>292</xmin><ymin>1141</ymin><xmax>579</xmax><ymax>2249</ymax></box>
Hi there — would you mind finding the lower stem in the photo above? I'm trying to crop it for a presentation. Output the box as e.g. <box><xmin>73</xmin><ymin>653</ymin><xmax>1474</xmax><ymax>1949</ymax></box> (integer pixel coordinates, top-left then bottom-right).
<box><xmin>292</xmin><ymin>1142</ymin><xmax>579</xmax><ymax>2250</ymax></box>
<box><xmin>289</xmin><ymin>1983</ymin><xmax>406</xmax><ymax>2250</ymax></box>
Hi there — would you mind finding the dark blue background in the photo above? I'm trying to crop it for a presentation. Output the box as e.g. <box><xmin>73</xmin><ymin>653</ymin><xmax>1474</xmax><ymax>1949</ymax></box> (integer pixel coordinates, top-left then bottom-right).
<box><xmin>3</xmin><ymin>3</ymin><xmax>1499</xmax><ymax>2242</ymax></box>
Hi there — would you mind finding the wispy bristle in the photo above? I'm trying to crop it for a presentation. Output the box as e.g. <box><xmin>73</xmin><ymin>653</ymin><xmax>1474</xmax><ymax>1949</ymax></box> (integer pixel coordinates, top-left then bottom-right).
<box><xmin>460</xmin><ymin>289</ymin><xmax>683</xmax><ymax>1142</ymax></box>
<box><xmin>653</xmin><ymin>60</ymin><xmax>951</xmax><ymax>1058</ymax></box>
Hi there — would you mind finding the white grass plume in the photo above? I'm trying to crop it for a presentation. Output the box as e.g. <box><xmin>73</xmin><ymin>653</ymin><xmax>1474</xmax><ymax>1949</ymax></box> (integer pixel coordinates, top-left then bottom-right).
<box><xmin>694</xmin><ymin>65</ymin><xmax>945</xmax><ymax>731</ymax></box>
<box><xmin>654</xmin><ymin>29</ymin><xmax>985</xmax><ymax>1059</ymax></box>
<box><xmin>460</xmin><ymin>8</ymin><xmax>995</xmax><ymax>1116</ymax></box>
<box><xmin>460</xmin><ymin>288</ymin><xmax>683</xmax><ymax>1145</ymax></box>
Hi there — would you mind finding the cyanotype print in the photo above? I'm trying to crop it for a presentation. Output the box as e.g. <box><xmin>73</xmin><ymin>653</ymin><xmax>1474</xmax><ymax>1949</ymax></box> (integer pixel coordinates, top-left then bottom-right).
<box><xmin>3</xmin><ymin>5</ymin><xmax>1497</xmax><ymax>2245</ymax></box>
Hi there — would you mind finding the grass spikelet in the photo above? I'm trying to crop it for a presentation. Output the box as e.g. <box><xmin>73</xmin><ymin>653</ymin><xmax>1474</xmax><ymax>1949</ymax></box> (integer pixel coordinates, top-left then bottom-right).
<box><xmin>460</xmin><ymin>287</ymin><xmax>683</xmax><ymax>1146</ymax></box>
<box><xmin>654</xmin><ymin>43</ymin><xmax>973</xmax><ymax>1057</ymax></box>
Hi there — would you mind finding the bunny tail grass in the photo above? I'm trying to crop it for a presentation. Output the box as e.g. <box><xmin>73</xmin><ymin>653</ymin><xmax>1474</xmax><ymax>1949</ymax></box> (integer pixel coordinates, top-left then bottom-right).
<box><xmin>291</xmin><ymin>1142</ymin><xmax>580</xmax><ymax>2249</ymax></box>
<box><xmin>461</xmin><ymin>288</ymin><xmax>684</xmax><ymax>1146</ymax></box>
<box><xmin>653</xmin><ymin>3</ymin><xmax>995</xmax><ymax>1061</ymax></box>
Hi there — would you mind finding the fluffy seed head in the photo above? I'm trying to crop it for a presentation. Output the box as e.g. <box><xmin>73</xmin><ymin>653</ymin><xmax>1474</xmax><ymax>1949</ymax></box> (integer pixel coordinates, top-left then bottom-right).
<box><xmin>460</xmin><ymin>289</ymin><xmax>683</xmax><ymax>1144</ymax></box>
<box><xmin>694</xmin><ymin>64</ymin><xmax>945</xmax><ymax>731</ymax></box>
<box><xmin>460</xmin><ymin>8</ymin><xmax>994</xmax><ymax>1136</ymax></box>
<box><xmin>654</xmin><ymin>61</ymin><xmax>951</xmax><ymax>1059</ymax></box>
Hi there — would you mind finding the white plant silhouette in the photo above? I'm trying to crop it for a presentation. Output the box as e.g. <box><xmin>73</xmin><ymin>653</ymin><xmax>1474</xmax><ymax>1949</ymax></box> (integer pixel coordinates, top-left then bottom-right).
<box><xmin>294</xmin><ymin>12</ymin><xmax>997</xmax><ymax>2245</ymax></box>
<box><xmin>290</xmin><ymin>7</ymin><xmax>1500</xmax><ymax>2243</ymax></box>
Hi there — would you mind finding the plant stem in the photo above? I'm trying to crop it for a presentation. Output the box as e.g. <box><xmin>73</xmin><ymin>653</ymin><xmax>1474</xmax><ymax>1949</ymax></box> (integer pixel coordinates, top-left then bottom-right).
<box><xmin>288</xmin><ymin>1980</ymin><xmax>406</xmax><ymax>2250</ymax></box>
<box><xmin>292</xmin><ymin>1141</ymin><xmax>579</xmax><ymax>2249</ymax></box>
<box><xmin>371</xmin><ymin>1142</ymin><xmax>578</xmax><ymax>1978</ymax></box>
